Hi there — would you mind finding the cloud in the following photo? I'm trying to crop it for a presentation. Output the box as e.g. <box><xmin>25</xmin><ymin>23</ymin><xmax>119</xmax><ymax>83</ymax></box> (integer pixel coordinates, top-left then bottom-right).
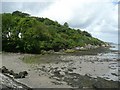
<box><xmin>2</xmin><ymin>2</ymin><xmax>54</xmax><ymax>15</ymax></box>
<box><xmin>37</xmin><ymin>0</ymin><xmax>118</xmax><ymax>43</ymax></box>
<box><xmin>1</xmin><ymin>0</ymin><xmax>118</xmax><ymax>43</ymax></box>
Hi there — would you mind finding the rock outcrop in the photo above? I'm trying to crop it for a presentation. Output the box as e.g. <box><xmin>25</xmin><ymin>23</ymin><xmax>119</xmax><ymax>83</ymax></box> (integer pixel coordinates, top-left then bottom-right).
<box><xmin>0</xmin><ymin>72</ymin><xmax>31</xmax><ymax>89</ymax></box>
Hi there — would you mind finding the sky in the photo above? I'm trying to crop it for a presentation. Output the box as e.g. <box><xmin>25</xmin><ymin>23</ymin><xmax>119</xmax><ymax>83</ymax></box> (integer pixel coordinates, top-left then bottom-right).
<box><xmin>1</xmin><ymin>0</ymin><xmax>119</xmax><ymax>44</ymax></box>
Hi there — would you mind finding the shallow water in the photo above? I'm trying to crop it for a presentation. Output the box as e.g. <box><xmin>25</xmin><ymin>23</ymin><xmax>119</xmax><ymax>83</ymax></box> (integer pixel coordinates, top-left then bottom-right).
<box><xmin>110</xmin><ymin>44</ymin><xmax>119</xmax><ymax>51</ymax></box>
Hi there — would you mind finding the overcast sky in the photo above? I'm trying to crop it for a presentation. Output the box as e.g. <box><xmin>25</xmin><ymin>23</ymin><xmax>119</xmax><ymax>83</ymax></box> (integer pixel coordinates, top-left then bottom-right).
<box><xmin>1</xmin><ymin>0</ymin><xmax>119</xmax><ymax>44</ymax></box>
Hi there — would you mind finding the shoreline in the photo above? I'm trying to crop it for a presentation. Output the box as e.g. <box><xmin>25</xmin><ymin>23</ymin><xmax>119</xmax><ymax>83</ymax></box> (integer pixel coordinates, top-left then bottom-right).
<box><xmin>1</xmin><ymin>50</ymin><xmax>119</xmax><ymax>89</ymax></box>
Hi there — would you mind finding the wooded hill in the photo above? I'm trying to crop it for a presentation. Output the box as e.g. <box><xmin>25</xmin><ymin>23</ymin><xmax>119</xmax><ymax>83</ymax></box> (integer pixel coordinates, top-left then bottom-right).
<box><xmin>2</xmin><ymin>11</ymin><xmax>105</xmax><ymax>53</ymax></box>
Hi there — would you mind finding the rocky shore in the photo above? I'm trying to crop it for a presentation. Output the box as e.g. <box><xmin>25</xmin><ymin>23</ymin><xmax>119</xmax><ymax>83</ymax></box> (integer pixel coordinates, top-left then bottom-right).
<box><xmin>1</xmin><ymin>50</ymin><xmax>120</xmax><ymax>89</ymax></box>
<box><xmin>0</xmin><ymin>72</ymin><xmax>31</xmax><ymax>89</ymax></box>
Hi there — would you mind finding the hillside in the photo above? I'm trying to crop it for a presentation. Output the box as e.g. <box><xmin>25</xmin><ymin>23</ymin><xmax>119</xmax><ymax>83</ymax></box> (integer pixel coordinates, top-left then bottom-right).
<box><xmin>2</xmin><ymin>11</ymin><xmax>105</xmax><ymax>54</ymax></box>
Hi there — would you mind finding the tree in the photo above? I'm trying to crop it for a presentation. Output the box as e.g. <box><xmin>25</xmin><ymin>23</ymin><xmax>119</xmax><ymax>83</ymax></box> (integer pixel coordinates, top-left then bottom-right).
<box><xmin>82</xmin><ymin>31</ymin><xmax>92</xmax><ymax>37</ymax></box>
<box><xmin>64</xmin><ymin>22</ymin><xmax>69</xmax><ymax>27</ymax></box>
<box><xmin>2</xmin><ymin>11</ymin><xmax>105</xmax><ymax>54</ymax></box>
<box><xmin>12</xmin><ymin>11</ymin><xmax>30</xmax><ymax>17</ymax></box>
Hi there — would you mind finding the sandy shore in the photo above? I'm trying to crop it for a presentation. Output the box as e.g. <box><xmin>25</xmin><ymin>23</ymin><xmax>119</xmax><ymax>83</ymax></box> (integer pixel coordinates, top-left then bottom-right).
<box><xmin>1</xmin><ymin>52</ymin><xmax>119</xmax><ymax>88</ymax></box>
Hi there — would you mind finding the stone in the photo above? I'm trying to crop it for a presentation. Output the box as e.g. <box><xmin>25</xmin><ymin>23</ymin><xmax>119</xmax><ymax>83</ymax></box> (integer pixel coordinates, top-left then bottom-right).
<box><xmin>74</xmin><ymin>47</ymin><xmax>81</xmax><ymax>50</ymax></box>
<box><xmin>72</xmin><ymin>67</ymin><xmax>76</xmax><ymax>69</ymax></box>
<box><xmin>18</xmin><ymin>71</ymin><xmax>28</xmax><ymax>78</ymax></box>
<box><xmin>0</xmin><ymin>73</ymin><xmax>31</xmax><ymax>89</ymax></box>
<box><xmin>14</xmin><ymin>71</ymin><xmax>28</xmax><ymax>79</ymax></box>
<box><xmin>111</xmin><ymin>73</ymin><xmax>118</xmax><ymax>76</ymax></box>
<box><xmin>54</xmin><ymin>70</ymin><xmax>60</xmax><ymax>75</ymax></box>
<box><xmin>61</xmin><ymin>67</ymin><xmax>66</xmax><ymax>69</ymax></box>
<box><xmin>68</xmin><ymin>68</ymin><xmax>73</xmax><ymax>72</ymax></box>
<box><xmin>22</xmin><ymin>71</ymin><xmax>28</xmax><ymax>76</ymax></box>
<box><xmin>1</xmin><ymin>66</ymin><xmax>9</xmax><ymax>73</ymax></box>
<box><xmin>9</xmin><ymin>70</ymin><xmax>15</xmax><ymax>75</ymax></box>
<box><xmin>14</xmin><ymin>73</ymin><xmax>20</xmax><ymax>79</ymax></box>
<box><xmin>42</xmin><ymin>66</ymin><xmax>45</xmax><ymax>68</ymax></box>
<box><xmin>60</xmin><ymin>71</ymin><xmax>65</xmax><ymax>76</ymax></box>
<box><xmin>18</xmin><ymin>72</ymin><xmax>25</xmax><ymax>78</ymax></box>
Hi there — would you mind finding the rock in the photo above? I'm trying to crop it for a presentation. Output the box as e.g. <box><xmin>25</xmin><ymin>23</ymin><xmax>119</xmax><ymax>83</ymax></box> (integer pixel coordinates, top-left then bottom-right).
<box><xmin>54</xmin><ymin>70</ymin><xmax>60</xmax><ymax>75</ymax></box>
<box><xmin>51</xmin><ymin>81</ymin><xmax>63</xmax><ymax>85</ymax></box>
<box><xmin>14</xmin><ymin>71</ymin><xmax>28</xmax><ymax>79</ymax></box>
<box><xmin>61</xmin><ymin>67</ymin><xmax>66</xmax><ymax>69</ymax></box>
<box><xmin>47</xmin><ymin>50</ymin><xmax>55</xmax><ymax>54</ymax></box>
<box><xmin>2</xmin><ymin>66</ymin><xmax>6</xmax><ymax>70</ymax></box>
<box><xmin>9</xmin><ymin>70</ymin><xmax>15</xmax><ymax>75</ymax></box>
<box><xmin>14</xmin><ymin>73</ymin><xmax>20</xmax><ymax>79</ymax></box>
<box><xmin>85</xmin><ymin>74</ymin><xmax>92</xmax><ymax>77</ymax></box>
<box><xmin>60</xmin><ymin>71</ymin><xmax>65</xmax><ymax>76</ymax></box>
<box><xmin>19</xmin><ymin>72</ymin><xmax>26</xmax><ymax>78</ymax></box>
<box><xmin>18</xmin><ymin>71</ymin><xmax>28</xmax><ymax>78</ymax></box>
<box><xmin>74</xmin><ymin>47</ymin><xmax>81</xmax><ymax>50</ymax></box>
<box><xmin>0</xmin><ymin>73</ymin><xmax>31</xmax><ymax>89</ymax></box>
<box><xmin>111</xmin><ymin>73</ymin><xmax>118</xmax><ymax>76</ymax></box>
<box><xmin>72</xmin><ymin>67</ymin><xmax>76</xmax><ymax>69</ymax></box>
<box><xmin>42</xmin><ymin>66</ymin><xmax>45</xmax><ymax>68</ymax></box>
<box><xmin>93</xmin><ymin>81</ymin><xmax>105</xmax><ymax>89</ymax></box>
<box><xmin>41</xmin><ymin>50</ymin><xmax>47</xmax><ymax>55</ymax></box>
<box><xmin>80</xmin><ymin>47</ymin><xmax>85</xmax><ymax>50</ymax></box>
<box><xmin>92</xmin><ymin>77</ymin><xmax>119</xmax><ymax>89</ymax></box>
<box><xmin>68</xmin><ymin>68</ymin><xmax>73</xmax><ymax>72</ymax></box>
<box><xmin>85</xmin><ymin>44</ymin><xmax>94</xmax><ymax>49</ymax></box>
<box><xmin>91</xmin><ymin>61</ymin><xmax>94</xmax><ymax>63</ymax></box>
<box><xmin>64</xmin><ymin>71</ymin><xmax>68</xmax><ymax>74</ymax></box>
<box><xmin>55</xmin><ymin>62</ymin><xmax>59</xmax><ymax>64</ymax></box>
<box><xmin>52</xmin><ymin>77</ymin><xmax>61</xmax><ymax>81</ymax></box>
<box><xmin>0</xmin><ymin>68</ymin><xmax>1</xmax><ymax>73</ymax></box>
<box><xmin>1</xmin><ymin>66</ymin><xmax>9</xmax><ymax>73</ymax></box>
<box><xmin>22</xmin><ymin>71</ymin><xmax>28</xmax><ymax>76</ymax></box>
<box><xmin>117</xmin><ymin>59</ymin><xmax>120</xmax><ymax>61</ymax></box>
<box><xmin>54</xmin><ymin>67</ymin><xmax>59</xmax><ymax>70</ymax></box>
<box><xmin>0</xmin><ymin>66</ymin><xmax>28</xmax><ymax>79</ymax></box>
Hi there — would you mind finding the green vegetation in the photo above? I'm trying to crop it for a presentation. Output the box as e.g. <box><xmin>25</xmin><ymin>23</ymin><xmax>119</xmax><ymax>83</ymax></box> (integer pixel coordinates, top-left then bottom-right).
<box><xmin>64</xmin><ymin>49</ymin><xmax>76</xmax><ymax>53</ymax></box>
<box><xmin>22</xmin><ymin>54</ymin><xmax>67</xmax><ymax>64</ymax></box>
<box><xmin>22</xmin><ymin>55</ymin><xmax>43</xmax><ymax>64</ymax></box>
<box><xmin>2</xmin><ymin>11</ymin><xmax>105</xmax><ymax>54</ymax></box>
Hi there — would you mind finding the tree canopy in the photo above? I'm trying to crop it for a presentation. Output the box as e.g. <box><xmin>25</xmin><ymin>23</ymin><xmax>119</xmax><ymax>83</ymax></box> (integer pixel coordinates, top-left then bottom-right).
<box><xmin>2</xmin><ymin>11</ymin><xmax>105</xmax><ymax>53</ymax></box>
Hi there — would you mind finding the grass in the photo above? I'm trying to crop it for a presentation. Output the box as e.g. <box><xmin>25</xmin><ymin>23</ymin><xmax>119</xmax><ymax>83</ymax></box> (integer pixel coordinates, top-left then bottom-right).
<box><xmin>21</xmin><ymin>54</ymin><xmax>64</xmax><ymax>64</ymax></box>
<box><xmin>64</xmin><ymin>49</ymin><xmax>76</xmax><ymax>53</ymax></box>
<box><xmin>22</xmin><ymin>55</ymin><xmax>42</xmax><ymax>64</ymax></box>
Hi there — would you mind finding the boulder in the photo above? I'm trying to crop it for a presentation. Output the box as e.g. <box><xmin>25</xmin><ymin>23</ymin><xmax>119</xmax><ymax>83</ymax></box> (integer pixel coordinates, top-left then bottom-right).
<box><xmin>22</xmin><ymin>71</ymin><xmax>28</xmax><ymax>76</ymax></box>
<box><xmin>1</xmin><ymin>66</ymin><xmax>9</xmax><ymax>73</ymax></box>
<box><xmin>18</xmin><ymin>71</ymin><xmax>28</xmax><ymax>78</ymax></box>
<box><xmin>18</xmin><ymin>72</ymin><xmax>26</xmax><ymax>78</ymax></box>
<box><xmin>111</xmin><ymin>73</ymin><xmax>118</xmax><ymax>76</ymax></box>
<box><xmin>0</xmin><ymin>73</ymin><xmax>31</xmax><ymax>89</ymax></box>
<box><xmin>0</xmin><ymin>66</ymin><xmax>28</xmax><ymax>79</ymax></box>
<box><xmin>14</xmin><ymin>71</ymin><xmax>28</xmax><ymax>79</ymax></box>
<box><xmin>14</xmin><ymin>73</ymin><xmax>20</xmax><ymax>79</ymax></box>
<box><xmin>9</xmin><ymin>70</ymin><xmax>15</xmax><ymax>75</ymax></box>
